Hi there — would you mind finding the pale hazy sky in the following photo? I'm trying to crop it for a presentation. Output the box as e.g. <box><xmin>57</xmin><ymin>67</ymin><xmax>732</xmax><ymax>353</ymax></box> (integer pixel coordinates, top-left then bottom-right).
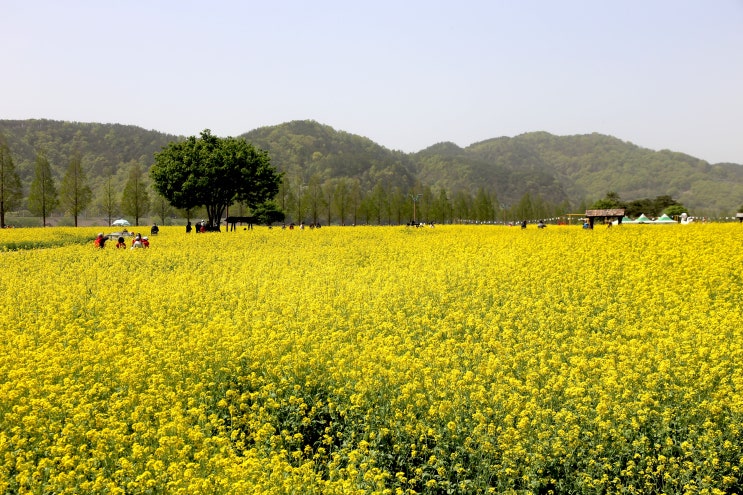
<box><xmin>2</xmin><ymin>1</ymin><xmax>742</xmax><ymax>164</ymax></box>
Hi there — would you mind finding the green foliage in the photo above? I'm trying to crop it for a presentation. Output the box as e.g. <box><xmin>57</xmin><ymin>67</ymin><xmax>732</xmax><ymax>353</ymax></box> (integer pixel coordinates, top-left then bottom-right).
<box><xmin>591</xmin><ymin>191</ymin><xmax>627</xmax><ymax>210</ymax></box>
<box><xmin>625</xmin><ymin>198</ymin><xmax>655</xmax><ymax>218</ymax></box>
<box><xmin>252</xmin><ymin>201</ymin><xmax>285</xmax><ymax>225</ymax></box>
<box><xmin>2</xmin><ymin>119</ymin><xmax>743</xmax><ymax>222</ymax></box>
<box><xmin>664</xmin><ymin>204</ymin><xmax>688</xmax><ymax>217</ymax></box>
<box><xmin>121</xmin><ymin>163</ymin><xmax>150</xmax><ymax>226</ymax></box>
<box><xmin>59</xmin><ymin>152</ymin><xmax>93</xmax><ymax>226</ymax></box>
<box><xmin>28</xmin><ymin>153</ymin><xmax>58</xmax><ymax>226</ymax></box>
<box><xmin>97</xmin><ymin>177</ymin><xmax>119</xmax><ymax>226</ymax></box>
<box><xmin>590</xmin><ymin>191</ymin><xmax>687</xmax><ymax>219</ymax></box>
<box><xmin>243</xmin><ymin>120</ymin><xmax>416</xmax><ymax>191</ymax></box>
<box><xmin>151</xmin><ymin>130</ymin><xmax>281</xmax><ymax>229</ymax></box>
<box><xmin>0</xmin><ymin>137</ymin><xmax>23</xmax><ymax>228</ymax></box>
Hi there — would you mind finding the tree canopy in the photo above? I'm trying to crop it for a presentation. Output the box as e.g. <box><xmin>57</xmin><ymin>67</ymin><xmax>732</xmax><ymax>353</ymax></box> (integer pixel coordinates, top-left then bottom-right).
<box><xmin>150</xmin><ymin>130</ymin><xmax>281</xmax><ymax>229</ymax></box>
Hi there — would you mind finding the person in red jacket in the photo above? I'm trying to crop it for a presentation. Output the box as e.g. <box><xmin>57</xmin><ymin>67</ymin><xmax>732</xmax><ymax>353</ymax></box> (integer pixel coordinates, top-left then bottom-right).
<box><xmin>94</xmin><ymin>233</ymin><xmax>107</xmax><ymax>248</ymax></box>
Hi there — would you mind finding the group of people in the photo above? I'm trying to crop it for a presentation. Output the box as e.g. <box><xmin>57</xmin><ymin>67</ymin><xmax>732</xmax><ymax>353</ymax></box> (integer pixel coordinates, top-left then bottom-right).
<box><xmin>94</xmin><ymin>232</ymin><xmax>150</xmax><ymax>249</ymax></box>
<box><xmin>186</xmin><ymin>220</ymin><xmax>208</xmax><ymax>233</ymax></box>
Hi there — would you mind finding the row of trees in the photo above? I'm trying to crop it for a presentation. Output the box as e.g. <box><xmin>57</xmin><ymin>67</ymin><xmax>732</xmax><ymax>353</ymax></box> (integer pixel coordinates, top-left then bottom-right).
<box><xmin>149</xmin><ymin>130</ymin><xmax>573</xmax><ymax>229</ymax></box>
<box><xmin>591</xmin><ymin>191</ymin><xmax>688</xmax><ymax>218</ymax></box>
<box><xmin>273</xmin><ymin>175</ymin><xmax>570</xmax><ymax>226</ymax></box>
<box><xmin>1</xmin><ymin>136</ymin><xmax>152</xmax><ymax>228</ymax></box>
<box><xmin>9</xmin><ymin>129</ymin><xmax>694</xmax><ymax>230</ymax></box>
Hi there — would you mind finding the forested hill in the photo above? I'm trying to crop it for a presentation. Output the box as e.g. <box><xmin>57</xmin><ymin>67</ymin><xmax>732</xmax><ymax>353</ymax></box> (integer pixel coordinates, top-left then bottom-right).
<box><xmin>416</xmin><ymin>132</ymin><xmax>743</xmax><ymax>213</ymax></box>
<box><xmin>0</xmin><ymin>119</ymin><xmax>178</xmax><ymax>191</ymax></box>
<box><xmin>241</xmin><ymin>120</ymin><xmax>417</xmax><ymax>191</ymax></box>
<box><xmin>1</xmin><ymin>118</ymin><xmax>742</xmax><ymax>214</ymax></box>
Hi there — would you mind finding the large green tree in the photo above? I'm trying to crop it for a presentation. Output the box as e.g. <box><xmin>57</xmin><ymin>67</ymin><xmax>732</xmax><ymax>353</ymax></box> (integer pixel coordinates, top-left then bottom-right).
<box><xmin>60</xmin><ymin>152</ymin><xmax>93</xmax><ymax>226</ymax></box>
<box><xmin>0</xmin><ymin>138</ymin><xmax>23</xmax><ymax>228</ymax></box>
<box><xmin>150</xmin><ymin>130</ymin><xmax>281</xmax><ymax>229</ymax></box>
<box><xmin>28</xmin><ymin>153</ymin><xmax>58</xmax><ymax>227</ymax></box>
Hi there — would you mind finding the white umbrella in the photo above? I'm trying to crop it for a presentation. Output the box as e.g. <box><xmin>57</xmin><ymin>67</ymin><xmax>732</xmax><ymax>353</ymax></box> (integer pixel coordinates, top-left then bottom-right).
<box><xmin>112</xmin><ymin>219</ymin><xmax>131</xmax><ymax>226</ymax></box>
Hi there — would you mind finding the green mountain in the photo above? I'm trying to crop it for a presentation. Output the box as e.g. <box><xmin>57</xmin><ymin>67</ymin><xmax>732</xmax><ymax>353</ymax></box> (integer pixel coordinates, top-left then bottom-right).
<box><xmin>0</xmin><ymin>119</ymin><xmax>178</xmax><ymax>192</ymax></box>
<box><xmin>241</xmin><ymin>120</ymin><xmax>417</xmax><ymax>190</ymax></box>
<box><xmin>1</xmin><ymin>118</ymin><xmax>741</xmax><ymax>215</ymax></box>
<box><xmin>414</xmin><ymin>131</ymin><xmax>743</xmax><ymax>213</ymax></box>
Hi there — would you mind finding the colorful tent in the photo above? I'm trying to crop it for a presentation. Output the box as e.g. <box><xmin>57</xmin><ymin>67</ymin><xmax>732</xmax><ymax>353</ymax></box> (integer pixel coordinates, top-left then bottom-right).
<box><xmin>634</xmin><ymin>213</ymin><xmax>652</xmax><ymax>223</ymax></box>
<box><xmin>654</xmin><ymin>214</ymin><xmax>676</xmax><ymax>224</ymax></box>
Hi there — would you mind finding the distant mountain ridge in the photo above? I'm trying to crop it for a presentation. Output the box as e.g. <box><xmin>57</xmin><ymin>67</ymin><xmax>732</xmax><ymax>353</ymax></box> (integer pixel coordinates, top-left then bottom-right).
<box><xmin>1</xmin><ymin>118</ymin><xmax>741</xmax><ymax>214</ymax></box>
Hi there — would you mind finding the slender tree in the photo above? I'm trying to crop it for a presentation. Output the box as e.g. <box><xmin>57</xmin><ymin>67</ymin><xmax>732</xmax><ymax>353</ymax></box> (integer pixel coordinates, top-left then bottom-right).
<box><xmin>370</xmin><ymin>183</ymin><xmax>387</xmax><ymax>225</ymax></box>
<box><xmin>28</xmin><ymin>153</ymin><xmax>58</xmax><ymax>227</ymax></box>
<box><xmin>322</xmin><ymin>178</ymin><xmax>335</xmax><ymax>226</ymax></box>
<box><xmin>60</xmin><ymin>152</ymin><xmax>93</xmax><ymax>226</ymax></box>
<box><xmin>452</xmin><ymin>190</ymin><xmax>471</xmax><ymax>222</ymax></box>
<box><xmin>121</xmin><ymin>162</ymin><xmax>150</xmax><ymax>226</ymax></box>
<box><xmin>0</xmin><ymin>138</ymin><xmax>23</xmax><ymax>228</ymax></box>
<box><xmin>389</xmin><ymin>186</ymin><xmax>406</xmax><ymax>225</ymax></box>
<box><xmin>419</xmin><ymin>186</ymin><xmax>434</xmax><ymax>223</ymax></box>
<box><xmin>473</xmin><ymin>187</ymin><xmax>495</xmax><ymax>222</ymax></box>
<box><xmin>514</xmin><ymin>192</ymin><xmax>534</xmax><ymax>221</ymax></box>
<box><xmin>431</xmin><ymin>188</ymin><xmax>452</xmax><ymax>224</ymax></box>
<box><xmin>333</xmin><ymin>178</ymin><xmax>350</xmax><ymax>226</ymax></box>
<box><xmin>307</xmin><ymin>174</ymin><xmax>324</xmax><ymax>225</ymax></box>
<box><xmin>277</xmin><ymin>175</ymin><xmax>291</xmax><ymax>223</ymax></box>
<box><xmin>291</xmin><ymin>179</ymin><xmax>308</xmax><ymax>225</ymax></box>
<box><xmin>349</xmin><ymin>179</ymin><xmax>361</xmax><ymax>226</ymax></box>
<box><xmin>98</xmin><ymin>177</ymin><xmax>118</xmax><ymax>226</ymax></box>
<box><xmin>152</xmin><ymin>191</ymin><xmax>174</xmax><ymax>226</ymax></box>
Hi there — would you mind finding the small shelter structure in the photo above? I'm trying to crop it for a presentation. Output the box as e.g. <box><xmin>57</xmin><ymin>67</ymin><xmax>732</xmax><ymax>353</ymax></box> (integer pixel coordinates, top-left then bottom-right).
<box><xmin>737</xmin><ymin>213</ymin><xmax>743</xmax><ymax>223</ymax></box>
<box><xmin>584</xmin><ymin>209</ymin><xmax>625</xmax><ymax>229</ymax></box>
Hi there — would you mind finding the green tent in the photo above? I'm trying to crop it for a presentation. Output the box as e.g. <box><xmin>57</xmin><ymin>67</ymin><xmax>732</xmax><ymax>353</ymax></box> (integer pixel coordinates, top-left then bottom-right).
<box><xmin>635</xmin><ymin>213</ymin><xmax>652</xmax><ymax>223</ymax></box>
<box><xmin>654</xmin><ymin>213</ymin><xmax>676</xmax><ymax>224</ymax></box>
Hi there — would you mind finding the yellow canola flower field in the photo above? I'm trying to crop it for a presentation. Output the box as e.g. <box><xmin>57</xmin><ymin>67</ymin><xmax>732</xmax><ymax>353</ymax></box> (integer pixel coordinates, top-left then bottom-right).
<box><xmin>1</xmin><ymin>224</ymin><xmax>742</xmax><ymax>494</ymax></box>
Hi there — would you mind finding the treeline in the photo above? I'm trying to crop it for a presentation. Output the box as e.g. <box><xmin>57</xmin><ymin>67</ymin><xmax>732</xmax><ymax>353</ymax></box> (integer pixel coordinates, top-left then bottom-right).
<box><xmin>2</xmin><ymin>118</ymin><xmax>742</xmax><ymax>227</ymax></box>
<box><xmin>0</xmin><ymin>121</ymin><xmax>571</xmax><ymax>228</ymax></box>
<box><xmin>274</xmin><ymin>175</ymin><xmax>569</xmax><ymax>227</ymax></box>
<box><xmin>0</xmin><ymin>134</ymin><xmax>155</xmax><ymax>227</ymax></box>
<box><xmin>591</xmin><ymin>191</ymin><xmax>689</xmax><ymax>218</ymax></box>
<box><xmin>1</xmin><ymin>136</ymin><xmax>565</xmax><ymax>228</ymax></box>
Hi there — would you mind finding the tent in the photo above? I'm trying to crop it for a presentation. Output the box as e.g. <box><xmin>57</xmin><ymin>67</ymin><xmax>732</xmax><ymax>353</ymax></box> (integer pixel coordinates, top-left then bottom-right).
<box><xmin>621</xmin><ymin>216</ymin><xmax>636</xmax><ymax>224</ymax></box>
<box><xmin>634</xmin><ymin>213</ymin><xmax>652</xmax><ymax>223</ymax></box>
<box><xmin>112</xmin><ymin>218</ymin><xmax>131</xmax><ymax>226</ymax></box>
<box><xmin>654</xmin><ymin>214</ymin><xmax>676</xmax><ymax>224</ymax></box>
